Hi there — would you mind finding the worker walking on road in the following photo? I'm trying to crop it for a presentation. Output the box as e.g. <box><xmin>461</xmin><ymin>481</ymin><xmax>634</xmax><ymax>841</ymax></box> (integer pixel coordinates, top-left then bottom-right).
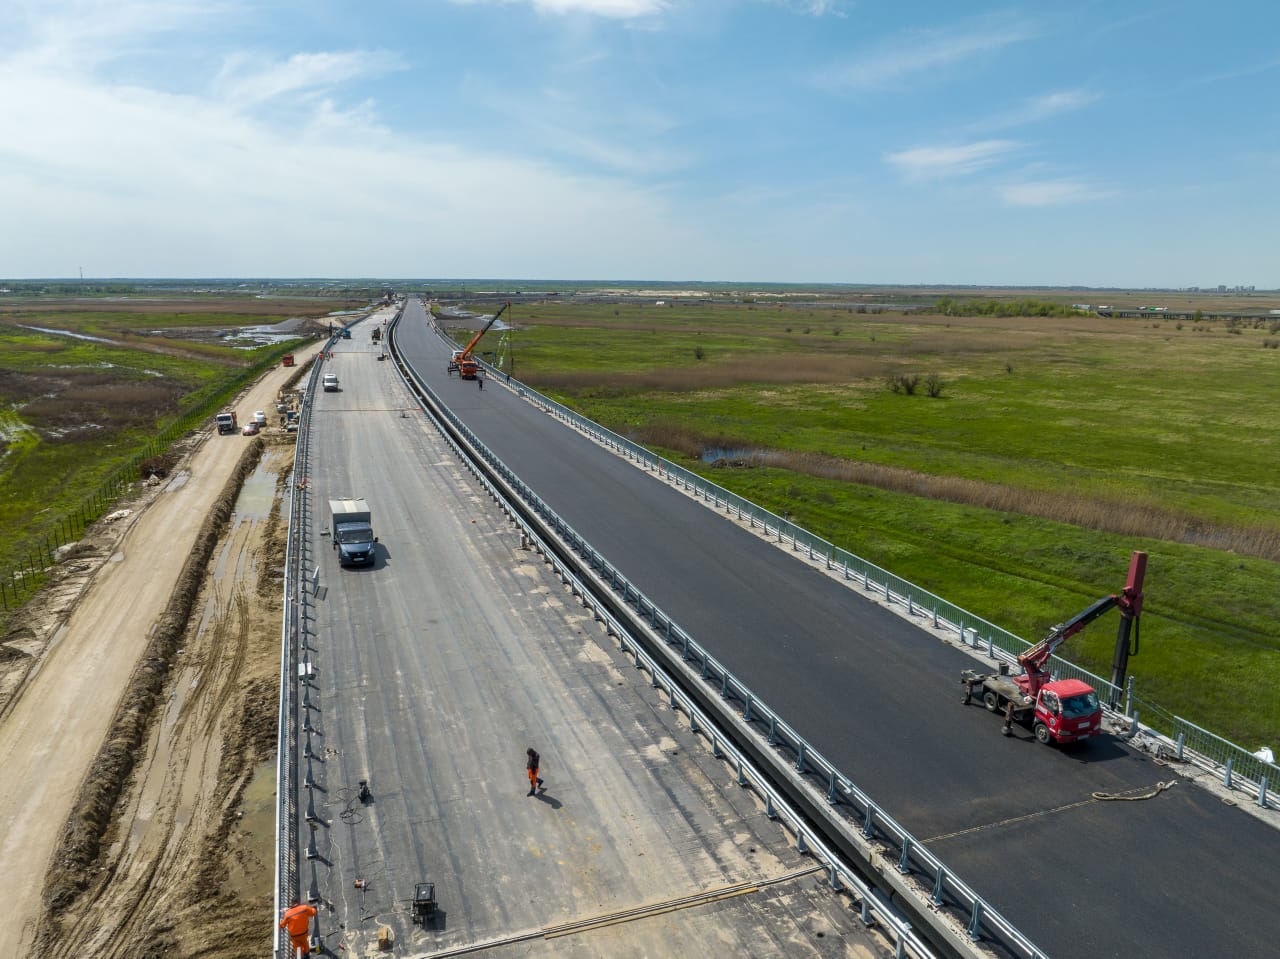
<box><xmin>280</xmin><ymin>899</ymin><xmax>318</xmax><ymax>956</ymax></box>
<box><xmin>526</xmin><ymin>747</ymin><xmax>543</xmax><ymax>796</ymax></box>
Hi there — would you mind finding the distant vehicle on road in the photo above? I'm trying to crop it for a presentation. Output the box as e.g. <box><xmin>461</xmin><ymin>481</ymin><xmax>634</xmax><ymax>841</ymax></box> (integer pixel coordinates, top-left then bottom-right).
<box><xmin>253</xmin><ymin>410</ymin><xmax>267</xmax><ymax>426</ymax></box>
<box><xmin>241</xmin><ymin>422</ymin><xmax>260</xmax><ymax>436</ymax></box>
<box><xmin>323</xmin><ymin>373</ymin><xmax>339</xmax><ymax>392</ymax></box>
<box><xmin>215</xmin><ymin>409</ymin><xmax>238</xmax><ymax>434</ymax></box>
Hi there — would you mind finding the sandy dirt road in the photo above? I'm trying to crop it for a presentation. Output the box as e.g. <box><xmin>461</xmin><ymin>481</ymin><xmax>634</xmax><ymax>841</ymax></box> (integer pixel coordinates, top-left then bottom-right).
<box><xmin>0</xmin><ymin>340</ymin><xmax>325</xmax><ymax>957</ymax></box>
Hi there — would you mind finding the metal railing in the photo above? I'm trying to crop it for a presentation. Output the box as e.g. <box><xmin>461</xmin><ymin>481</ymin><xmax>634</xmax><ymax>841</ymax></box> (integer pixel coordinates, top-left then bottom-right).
<box><xmin>454</xmin><ymin>345</ymin><xmax>1280</xmax><ymax>808</ymax></box>
<box><xmin>273</xmin><ymin>343</ymin><xmax>329</xmax><ymax>957</ymax></box>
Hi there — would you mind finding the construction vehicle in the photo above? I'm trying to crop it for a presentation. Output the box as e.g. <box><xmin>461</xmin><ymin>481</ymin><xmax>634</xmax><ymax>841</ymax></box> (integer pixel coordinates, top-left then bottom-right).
<box><xmin>452</xmin><ymin>302</ymin><xmax>509</xmax><ymax>379</ymax></box>
<box><xmin>282</xmin><ymin>353</ymin><xmax>295</xmax><ymax>367</ymax></box>
<box><xmin>215</xmin><ymin>409</ymin><xmax>238</xmax><ymax>434</ymax></box>
<box><xmin>962</xmin><ymin>551</ymin><xmax>1147</xmax><ymax>745</ymax></box>
<box><xmin>371</xmin><ymin>327</ymin><xmax>381</xmax><ymax>343</ymax></box>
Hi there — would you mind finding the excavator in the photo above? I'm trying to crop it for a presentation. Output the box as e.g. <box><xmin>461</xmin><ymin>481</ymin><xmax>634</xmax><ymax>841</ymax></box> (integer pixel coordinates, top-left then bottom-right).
<box><xmin>449</xmin><ymin>302</ymin><xmax>510</xmax><ymax>379</ymax></box>
<box><xmin>961</xmin><ymin>550</ymin><xmax>1147</xmax><ymax>744</ymax></box>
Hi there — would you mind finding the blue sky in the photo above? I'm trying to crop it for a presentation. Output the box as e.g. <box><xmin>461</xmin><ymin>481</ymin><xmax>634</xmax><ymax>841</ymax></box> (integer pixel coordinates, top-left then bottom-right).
<box><xmin>3</xmin><ymin>0</ymin><xmax>1278</xmax><ymax>286</ymax></box>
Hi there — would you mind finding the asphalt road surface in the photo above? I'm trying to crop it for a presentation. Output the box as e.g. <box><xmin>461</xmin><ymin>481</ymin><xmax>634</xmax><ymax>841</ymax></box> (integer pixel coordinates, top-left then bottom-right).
<box><xmin>394</xmin><ymin>297</ymin><xmax>1280</xmax><ymax>959</ymax></box>
<box><xmin>299</xmin><ymin>323</ymin><xmax>893</xmax><ymax>958</ymax></box>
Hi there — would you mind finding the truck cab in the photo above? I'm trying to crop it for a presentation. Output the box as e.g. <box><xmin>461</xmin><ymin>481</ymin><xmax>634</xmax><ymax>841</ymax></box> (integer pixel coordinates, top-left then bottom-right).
<box><xmin>963</xmin><ymin>669</ymin><xmax>1102</xmax><ymax>745</ymax></box>
<box><xmin>1032</xmin><ymin>680</ymin><xmax>1102</xmax><ymax>744</ymax></box>
<box><xmin>215</xmin><ymin>410</ymin><xmax>238</xmax><ymax>434</ymax></box>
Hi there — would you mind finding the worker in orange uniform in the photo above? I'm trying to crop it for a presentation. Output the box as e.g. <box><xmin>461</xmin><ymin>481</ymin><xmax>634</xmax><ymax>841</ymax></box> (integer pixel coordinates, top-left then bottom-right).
<box><xmin>280</xmin><ymin>899</ymin><xmax>318</xmax><ymax>956</ymax></box>
<box><xmin>526</xmin><ymin>747</ymin><xmax>543</xmax><ymax>797</ymax></box>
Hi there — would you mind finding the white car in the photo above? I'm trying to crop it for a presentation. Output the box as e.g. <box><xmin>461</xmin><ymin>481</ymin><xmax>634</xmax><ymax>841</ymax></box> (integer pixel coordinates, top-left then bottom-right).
<box><xmin>253</xmin><ymin>410</ymin><xmax>267</xmax><ymax>425</ymax></box>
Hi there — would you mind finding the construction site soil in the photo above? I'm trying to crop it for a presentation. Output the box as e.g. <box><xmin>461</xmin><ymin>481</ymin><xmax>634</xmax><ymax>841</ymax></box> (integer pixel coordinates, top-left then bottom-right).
<box><xmin>0</xmin><ymin>353</ymin><xmax>318</xmax><ymax>959</ymax></box>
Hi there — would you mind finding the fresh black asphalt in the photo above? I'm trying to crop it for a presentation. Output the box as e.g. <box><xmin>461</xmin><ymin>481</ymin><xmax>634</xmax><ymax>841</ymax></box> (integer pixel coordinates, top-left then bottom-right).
<box><xmin>396</xmin><ymin>299</ymin><xmax>1280</xmax><ymax>959</ymax></box>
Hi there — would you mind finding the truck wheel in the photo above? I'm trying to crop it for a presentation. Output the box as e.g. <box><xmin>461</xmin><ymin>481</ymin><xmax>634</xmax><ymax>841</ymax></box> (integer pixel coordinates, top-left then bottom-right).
<box><xmin>1034</xmin><ymin>722</ymin><xmax>1053</xmax><ymax>745</ymax></box>
<box><xmin>982</xmin><ymin>690</ymin><xmax>1000</xmax><ymax>712</ymax></box>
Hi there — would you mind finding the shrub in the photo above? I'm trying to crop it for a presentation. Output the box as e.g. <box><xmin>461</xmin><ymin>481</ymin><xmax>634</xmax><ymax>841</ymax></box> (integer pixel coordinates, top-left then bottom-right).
<box><xmin>925</xmin><ymin>372</ymin><xmax>944</xmax><ymax>397</ymax></box>
<box><xmin>887</xmin><ymin>373</ymin><xmax>920</xmax><ymax>395</ymax></box>
<box><xmin>139</xmin><ymin>452</ymin><xmax>180</xmax><ymax>479</ymax></box>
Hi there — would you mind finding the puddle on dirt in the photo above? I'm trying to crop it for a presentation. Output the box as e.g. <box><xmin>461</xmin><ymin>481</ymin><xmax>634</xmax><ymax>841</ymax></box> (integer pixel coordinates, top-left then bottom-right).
<box><xmin>225</xmin><ymin>759</ymin><xmax>277</xmax><ymax>900</ymax></box>
<box><xmin>210</xmin><ymin>448</ymin><xmax>288</xmax><ymax>583</ymax></box>
<box><xmin>236</xmin><ymin>451</ymin><xmax>287</xmax><ymax>520</ymax></box>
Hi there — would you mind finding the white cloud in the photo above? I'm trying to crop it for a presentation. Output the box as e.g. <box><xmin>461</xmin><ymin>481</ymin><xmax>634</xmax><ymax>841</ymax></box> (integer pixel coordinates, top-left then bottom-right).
<box><xmin>819</xmin><ymin>15</ymin><xmax>1037</xmax><ymax>91</ymax></box>
<box><xmin>978</xmin><ymin>88</ymin><xmax>1099</xmax><ymax>130</ymax></box>
<box><xmin>762</xmin><ymin>0</ymin><xmax>851</xmax><ymax>16</ymax></box>
<box><xmin>0</xmin><ymin>33</ymin><xmax>698</xmax><ymax>277</ymax></box>
<box><xmin>450</xmin><ymin>0</ymin><xmax>669</xmax><ymax>18</ymax></box>
<box><xmin>213</xmin><ymin>50</ymin><xmax>402</xmax><ymax>107</ymax></box>
<box><xmin>14</xmin><ymin>0</ymin><xmax>234</xmax><ymax>70</ymax></box>
<box><xmin>1000</xmin><ymin>178</ymin><xmax>1103</xmax><ymax>207</ymax></box>
<box><xmin>885</xmin><ymin>140</ymin><xmax>1020</xmax><ymax>180</ymax></box>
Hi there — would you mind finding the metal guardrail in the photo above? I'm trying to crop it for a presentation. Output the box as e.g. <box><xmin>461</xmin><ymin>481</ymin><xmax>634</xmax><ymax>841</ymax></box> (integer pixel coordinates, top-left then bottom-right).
<box><xmin>453</xmin><ymin>345</ymin><xmax>1280</xmax><ymax>808</ymax></box>
<box><xmin>395</xmin><ymin>331</ymin><xmax>1025</xmax><ymax>959</ymax></box>
<box><xmin>273</xmin><ymin>345</ymin><xmax>329</xmax><ymax>957</ymax></box>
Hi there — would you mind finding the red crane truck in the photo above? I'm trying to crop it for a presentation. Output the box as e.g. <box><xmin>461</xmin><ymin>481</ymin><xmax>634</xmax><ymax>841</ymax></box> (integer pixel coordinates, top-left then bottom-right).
<box><xmin>961</xmin><ymin>550</ymin><xmax>1147</xmax><ymax>745</ymax></box>
<box><xmin>450</xmin><ymin>302</ymin><xmax>510</xmax><ymax>379</ymax></box>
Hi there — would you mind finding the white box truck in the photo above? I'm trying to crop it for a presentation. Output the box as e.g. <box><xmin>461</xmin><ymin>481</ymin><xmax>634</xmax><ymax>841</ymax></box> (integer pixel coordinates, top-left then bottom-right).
<box><xmin>330</xmin><ymin>498</ymin><xmax>377</xmax><ymax>566</ymax></box>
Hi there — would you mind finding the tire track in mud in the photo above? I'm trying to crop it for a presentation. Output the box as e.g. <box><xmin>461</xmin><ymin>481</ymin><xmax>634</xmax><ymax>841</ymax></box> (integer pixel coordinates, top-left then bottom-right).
<box><xmin>35</xmin><ymin>437</ymin><xmax>291</xmax><ymax>959</ymax></box>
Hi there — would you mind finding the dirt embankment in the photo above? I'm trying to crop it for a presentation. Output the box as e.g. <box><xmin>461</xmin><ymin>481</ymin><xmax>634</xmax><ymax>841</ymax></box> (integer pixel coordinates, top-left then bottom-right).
<box><xmin>31</xmin><ymin>432</ymin><xmax>296</xmax><ymax>958</ymax></box>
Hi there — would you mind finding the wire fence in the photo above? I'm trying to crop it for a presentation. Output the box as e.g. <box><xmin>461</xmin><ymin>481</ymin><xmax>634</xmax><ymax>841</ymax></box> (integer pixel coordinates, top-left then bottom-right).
<box><xmin>0</xmin><ymin>344</ymin><xmax>301</xmax><ymax>616</ymax></box>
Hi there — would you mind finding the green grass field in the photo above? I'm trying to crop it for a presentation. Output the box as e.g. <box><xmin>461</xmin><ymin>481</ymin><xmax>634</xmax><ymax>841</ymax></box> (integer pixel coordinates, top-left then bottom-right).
<box><xmin>482</xmin><ymin>297</ymin><xmax>1280</xmax><ymax>749</ymax></box>
<box><xmin>0</xmin><ymin>295</ymin><xmax>339</xmax><ymax>614</ymax></box>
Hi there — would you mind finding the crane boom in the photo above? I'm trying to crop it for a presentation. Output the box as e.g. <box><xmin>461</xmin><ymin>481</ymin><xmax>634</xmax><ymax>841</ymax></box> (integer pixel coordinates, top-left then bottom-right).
<box><xmin>1015</xmin><ymin>550</ymin><xmax>1146</xmax><ymax>699</ymax></box>
<box><xmin>458</xmin><ymin>302</ymin><xmax>509</xmax><ymax>367</ymax></box>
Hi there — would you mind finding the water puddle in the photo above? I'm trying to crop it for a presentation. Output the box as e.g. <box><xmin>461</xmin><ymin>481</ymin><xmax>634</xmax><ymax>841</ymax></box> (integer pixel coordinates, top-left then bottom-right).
<box><xmin>700</xmin><ymin>446</ymin><xmax>767</xmax><ymax>466</ymax></box>
<box><xmin>224</xmin><ymin>759</ymin><xmax>277</xmax><ymax>899</ymax></box>
<box><xmin>16</xmin><ymin>324</ymin><xmax>114</xmax><ymax>343</ymax></box>
<box><xmin>236</xmin><ymin>461</ymin><xmax>279</xmax><ymax>520</ymax></box>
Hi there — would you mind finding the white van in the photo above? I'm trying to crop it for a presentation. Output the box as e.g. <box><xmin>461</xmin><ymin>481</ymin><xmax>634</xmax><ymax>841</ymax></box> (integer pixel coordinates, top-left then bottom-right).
<box><xmin>322</xmin><ymin>373</ymin><xmax>339</xmax><ymax>392</ymax></box>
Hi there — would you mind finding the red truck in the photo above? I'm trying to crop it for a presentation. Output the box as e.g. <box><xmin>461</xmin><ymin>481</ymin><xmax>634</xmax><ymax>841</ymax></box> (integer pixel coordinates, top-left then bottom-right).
<box><xmin>962</xmin><ymin>551</ymin><xmax>1146</xmax><ymax>745</ymax></box>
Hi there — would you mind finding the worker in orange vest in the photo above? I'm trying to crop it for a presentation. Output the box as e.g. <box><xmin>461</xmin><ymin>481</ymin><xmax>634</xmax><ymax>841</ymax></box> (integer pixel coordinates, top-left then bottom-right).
<box><xmin>279</xmin><ymin>899</ymin><xmax>318</xmax><ymax>956</ymax></box>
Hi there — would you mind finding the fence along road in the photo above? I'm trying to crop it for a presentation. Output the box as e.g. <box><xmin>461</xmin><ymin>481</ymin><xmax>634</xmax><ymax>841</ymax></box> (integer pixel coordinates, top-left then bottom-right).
<box><xmin>289</xmin><ymin>319</ymin><xmax>900</xmax><ymax>958</ymax></box>
<box><xmin>394</xmin><ymin>297</ymin><xmax>1280</xmax><ymax>959</ymax></box>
